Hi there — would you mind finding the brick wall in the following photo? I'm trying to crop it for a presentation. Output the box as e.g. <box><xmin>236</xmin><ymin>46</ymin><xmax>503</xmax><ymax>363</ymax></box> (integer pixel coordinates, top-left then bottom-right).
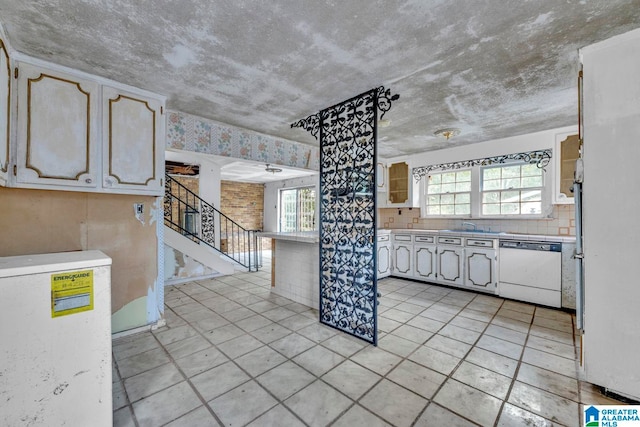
<box><xmin>174</xmin><ymin>175</ymin><xmax>199</xmax><ymax>194</ymax></box>
<box><xmin>220</xmin><ymin>181</ymin><xmax>264</xmax><ymax>229</ymax></box>
<box><xmin>220</xmin><ymin>181</ymin><xmax>266</xmax><ymax>253</ymax></box>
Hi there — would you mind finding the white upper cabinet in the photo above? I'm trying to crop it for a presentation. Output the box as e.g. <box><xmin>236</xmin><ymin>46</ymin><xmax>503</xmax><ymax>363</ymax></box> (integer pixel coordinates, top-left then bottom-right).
<box><xmin>0</xmin><ymin>39</ymin><xmax>11</xmax><ymax>186</ymax></box>
<box><xmin>376</xmin><ymin>162</ymin><xmax>386</xmax><ymax>190</ymax></box>
<box><xmin>553</xmin><ymin>132</ymin><xmax>580</xmax><ymax>204</ymax></box>
<box><xmin>16</xmin><ymin>63</ymin><xmax>100</xmax><ymax>189</ymax></box>
<box><xmin>385</xmin><ymin>161</ymin><xmax>419</xmax><ymax>208</ymax></box>
<box><xmin>2</xmin><ymin>55</ymin><xmax>165</xmax><ymax>195</ymax></box>
<box><xmin>102</xmin><ymin>86</ymin><xmax>163</xmax><ymax>194</ymax></box>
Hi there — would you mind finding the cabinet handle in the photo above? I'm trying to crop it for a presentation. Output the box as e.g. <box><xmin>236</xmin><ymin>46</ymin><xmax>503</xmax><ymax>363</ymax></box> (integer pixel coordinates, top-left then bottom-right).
<box><xmin>85</xmin><ymin>178</ymin><xmax>92</xmax><ymax>184</ymax></box>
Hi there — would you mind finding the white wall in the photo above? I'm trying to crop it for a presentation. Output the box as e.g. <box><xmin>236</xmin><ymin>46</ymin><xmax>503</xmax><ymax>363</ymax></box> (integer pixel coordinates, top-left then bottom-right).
<box><xmin>385</xmin><ymin>125</ymin><xmax>577</xmax><ymax>169</ymax></box>
<box><xmin>165</xmin><ymin>149</ymin><xmax>221</xmax><ymax>208</ymax></box>
<box><xmin>264</xmin><ymin>174</ymin><xmax>319</xmax><ymax>232</ymax></box>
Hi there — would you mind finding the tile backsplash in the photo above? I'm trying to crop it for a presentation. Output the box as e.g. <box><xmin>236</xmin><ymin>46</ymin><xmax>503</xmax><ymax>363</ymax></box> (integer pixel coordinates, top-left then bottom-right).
<box><xmin>379</xmin><ymin>204</ymin><xmax>575</xmax><ymax>236</ymax></box>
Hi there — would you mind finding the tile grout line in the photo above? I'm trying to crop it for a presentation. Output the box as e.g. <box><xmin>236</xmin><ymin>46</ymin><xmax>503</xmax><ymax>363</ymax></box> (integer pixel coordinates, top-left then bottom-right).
<box><xmin>490</xmin><ymin>304</ymin><xmax>536</xmax><ymax>427</ymax></box>
<box><xmin>116</xmin><ymin>272</ymin><xmax>584</xmax><ymax>427</ymax></box>
<box><xmin>149</xmin><ymin>313</ymin><xmax>228</xmax><ymax>427</ymax></box>
<box><xmin>184</xmin><ymin>274</ymin><xmax>355</xmax><ymax>426</ymax></box>
<box><xmin>402</xmin><ymin>288</ymin><xmax>505</xmax><ymax>427</ymax></box>
<box><xmin>111</xmin><ymin>351</ymin><xmax>141</xmax><ymax>427</ymax></box>
<box><xmin>167</xmin><ymin>282</ymin><xmax>311</xmax><ymax>427</ymax></box>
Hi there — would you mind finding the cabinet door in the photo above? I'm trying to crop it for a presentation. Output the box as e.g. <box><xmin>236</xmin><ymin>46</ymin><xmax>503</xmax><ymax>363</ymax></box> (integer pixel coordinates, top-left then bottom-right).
<box><xmin>392</xmin><ymin>243</ymin><xmax>413</xmax><ymax>277</ymax></box>
<box><xmin>414</xmin><ymin>244</ymin><xmax>436</xmax><ymax>281</ymax></box>
<box><xmin>16</xmin><ymin>63</ymin><xmax>99</xmax><ymax>188</ymax></box>
<box><xmin>465</xmin><ymin>248</ymin><xmax>496</xmax><ymax>292</ymax></box>
<box><xmin>102</xmin><ymin>86</ymin><xmax>164</xmax><ymax>194</ymax></box>
<box><xmin>0</xmin><ymin>39</ymin><xmax>9</xmax><ymax>186</ymax></box>
<box><xmin>388</xmin><ymin>162</ymin><xmax>409</xmax><ymax>204</ymax></box>
<box><xmin>437</xmin><ymin>247</ymin><xmax>464</xmax><ymax>286</ymax></box>
<box><xmin>376</xmin><ymin>162</ymin><xmax>386</xmax><ymax>190</ymax></box>
<box><xmin>377</xmin><ymin>243</ymin><xmax>391</xmax><ymax>278</ymax></box>
<box><xmin>553</xmin><ymin>133</ymin><xmax>580</xmax><ymax>204</ymax></box>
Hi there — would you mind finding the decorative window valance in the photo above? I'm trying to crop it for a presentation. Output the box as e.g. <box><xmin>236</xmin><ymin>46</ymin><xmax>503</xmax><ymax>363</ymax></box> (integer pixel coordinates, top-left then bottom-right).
<box><xmin>412</xmin><ymin>149</ymin><xmax>552</xmax><ymax>181</ymax></box>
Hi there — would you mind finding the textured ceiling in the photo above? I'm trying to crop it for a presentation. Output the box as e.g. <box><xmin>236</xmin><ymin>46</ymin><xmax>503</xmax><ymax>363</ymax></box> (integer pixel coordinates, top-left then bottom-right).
<box><xmin>1</xmin><ymin>0</ymin><xmax>640</xmax><ymax>158</ymax></box>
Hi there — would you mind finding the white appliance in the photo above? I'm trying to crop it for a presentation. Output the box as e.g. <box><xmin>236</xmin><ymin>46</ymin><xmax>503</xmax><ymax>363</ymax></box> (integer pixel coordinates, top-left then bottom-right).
<box><xmin>0</xmin><ymin>250</ymin><xmax>113</xmax><ymax>426</ymax></box>
<box><xmin>579</xmin><ymin>29</ymin><xmax>640</xmax><ymax>401</ymax></box>
<box><xmin>498</xmin><ymin>240</ymin><xmax>562</xmax><ymax>307</ymax></box>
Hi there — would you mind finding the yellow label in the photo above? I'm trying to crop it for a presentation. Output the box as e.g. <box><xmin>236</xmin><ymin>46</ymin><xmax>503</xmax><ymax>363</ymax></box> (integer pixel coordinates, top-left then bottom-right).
<box><xmin>51</xmin><ymin>269</ymin><xmax>94</xmax><ymax>318</ymax></box>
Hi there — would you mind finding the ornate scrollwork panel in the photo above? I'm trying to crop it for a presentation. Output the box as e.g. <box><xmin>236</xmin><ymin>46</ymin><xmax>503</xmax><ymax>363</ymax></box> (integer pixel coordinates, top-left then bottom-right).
<box><xmin>412</xmin><ymin>149</ymin><xmax>553</xmax><ymax>181</ymax></box>
<box><xmin>319</xmin><ymin>89</ymin><xmax>378</xmax><ymax>344</ymax></box>
<box><xmin>201</xmin><ymin>203</ymin><xmax>215</xmax><ymax>245</ymax></box>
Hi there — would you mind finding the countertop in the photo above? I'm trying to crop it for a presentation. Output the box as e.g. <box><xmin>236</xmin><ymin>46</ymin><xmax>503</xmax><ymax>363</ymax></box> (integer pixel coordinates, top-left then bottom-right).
<box><xmin>378</xmin><ymin>228</ymin><xmax>576</xmax><ymax>243</ymax></box>
<box><xmin>259</xmin><ymin>231</ymin><xmax>319</xmax><ymax>243</ymax></box>
<box><xmin>260</xmin><ymin>229</ymin><xmax>575</xmax><ymax>244</ymax></box>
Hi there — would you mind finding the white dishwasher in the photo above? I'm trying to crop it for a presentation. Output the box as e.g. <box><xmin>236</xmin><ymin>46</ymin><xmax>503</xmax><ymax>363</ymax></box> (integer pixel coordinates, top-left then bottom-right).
<box><xmin>498</xmin><ymin>240</ymin><xmax>562</xmax><ymax>307</ymax></box>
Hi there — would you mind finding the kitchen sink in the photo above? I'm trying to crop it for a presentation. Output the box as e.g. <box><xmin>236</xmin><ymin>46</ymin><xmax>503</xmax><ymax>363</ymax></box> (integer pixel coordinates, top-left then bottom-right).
<box><xmin>441</xmin><ymin>229</ymin><xmax>506</xmax><ymax>234</ymax></box>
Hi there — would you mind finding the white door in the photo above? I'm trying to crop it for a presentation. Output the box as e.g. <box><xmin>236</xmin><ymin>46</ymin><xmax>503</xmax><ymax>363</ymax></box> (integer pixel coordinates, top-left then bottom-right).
<box><xmin>16</xmin><ymin>63</ymin><xmax>99</xmax><ymax>189</ymax></box>
<box><xmin>465</xmin><ymin>248</ymin><xmax>496</xmax><ymax>292</ymax></box>
<box><xmin>102</xmin><ymin>86</ymin><xmax>164</xmax><ymax>194</ymax></box>
<box><xmin>377</xmin><ymin>243</ymin><xmax>390</xmax><ymax>278</ymax></box>
<box><xmin>437</xmin><ymin>247</ymin><xmax>464</xmax><ymax>286</ymax></box>
<box><xmin>414</xmin><ymin>244</ymin><xmax>436</xmax><ymax>281</ymax></box>
<box><xmin>0</xmin><ymin>39</ymin><xmax>10</xmax><ymax>186</ymax></box>
<box><xmin>393</xmin><ymin>244</ymin><xmax>413</xmax><ymax>277</ymax></box>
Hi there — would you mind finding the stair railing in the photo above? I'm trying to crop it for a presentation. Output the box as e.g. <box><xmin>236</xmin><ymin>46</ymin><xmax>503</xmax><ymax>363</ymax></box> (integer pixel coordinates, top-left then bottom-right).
<box><xmin>164</xmin><ymin>173</ymin><xmax>261</xmax><ymax>271</ymax></box>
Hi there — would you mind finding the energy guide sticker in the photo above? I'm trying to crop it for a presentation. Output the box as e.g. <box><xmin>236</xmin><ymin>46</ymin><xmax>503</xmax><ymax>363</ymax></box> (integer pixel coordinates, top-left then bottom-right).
<box><xmin>51</xmin><ymin>270</ymin><xmax>94</xmax><ymax>317</ymax></box>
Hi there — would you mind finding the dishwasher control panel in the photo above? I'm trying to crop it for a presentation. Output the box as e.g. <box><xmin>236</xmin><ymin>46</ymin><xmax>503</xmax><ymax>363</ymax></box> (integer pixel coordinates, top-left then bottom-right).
<box><xmin>499</xmin><ymin>240</ymin><xmax>562</xmax><ymax>252</ymax></box>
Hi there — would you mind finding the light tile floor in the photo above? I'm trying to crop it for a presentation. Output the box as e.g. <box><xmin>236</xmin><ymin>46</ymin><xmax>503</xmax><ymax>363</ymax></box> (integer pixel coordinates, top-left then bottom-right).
<box><xmin>113</xmin><ymin>258</ymin><xmax>625</xmax><ymax>427</ymax></box>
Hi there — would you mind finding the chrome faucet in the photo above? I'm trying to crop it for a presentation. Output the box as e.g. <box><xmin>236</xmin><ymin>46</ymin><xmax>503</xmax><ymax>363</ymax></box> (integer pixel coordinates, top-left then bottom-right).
<box><xmin>462</xmin><ymin>221</ymin><xmax>477</xmax><ymax>231</ymax></box>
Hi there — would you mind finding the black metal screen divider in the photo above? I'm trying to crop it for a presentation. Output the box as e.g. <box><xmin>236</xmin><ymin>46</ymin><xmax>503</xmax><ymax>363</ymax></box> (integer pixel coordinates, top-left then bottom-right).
<box><xmin>321</xmin><ymin>88</ymin><xmax>378</xmax><ymax>345</ymax></box>
<box><xmin>292</xmin><ymin>86</ymin><xmax>399</xmax><ymax>345</ymax></box>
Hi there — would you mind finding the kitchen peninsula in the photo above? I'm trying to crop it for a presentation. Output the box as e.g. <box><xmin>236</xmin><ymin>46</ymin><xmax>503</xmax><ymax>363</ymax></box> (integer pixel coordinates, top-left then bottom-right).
<box><xmin>262</xmin><ymin>228</ymin><xmax>577</xmax><ymax>311</ymax></box>
<box><xmin>260</xmin><ymin>231</ymin><xmax>319</xmax><ymax>309</ymax></box>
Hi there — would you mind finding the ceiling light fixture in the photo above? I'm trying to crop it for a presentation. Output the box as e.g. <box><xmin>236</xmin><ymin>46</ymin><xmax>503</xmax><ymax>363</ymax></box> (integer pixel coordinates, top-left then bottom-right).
<box><xmin>378</xmin><ymin>119</ymin><xmax>391</xmax><ymax>128</ymax></box>
<box><xmin>265</xmin><ymin>164</ymin><xmax>282</xmax><ymax>174</ymax></box>
<box><xmin>434</xmin><ymin>128</ymin><xmax>461</xmax><ymax>140</ymax></box>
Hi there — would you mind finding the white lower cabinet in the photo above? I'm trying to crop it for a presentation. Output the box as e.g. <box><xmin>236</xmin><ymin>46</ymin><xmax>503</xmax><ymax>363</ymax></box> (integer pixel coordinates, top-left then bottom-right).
<box><xmin>392</xmin><ymin>243</ymin><xmax>413</xmax><ymax>278</ymax></box>
<box><xmin>414</xmin><ymin>244</ymin><xmax>437</xmax><ymax>281</ymax></box>
<box><xmin>391</xmin><ymin>233</ymin><xmax>413</xmax><ymax>278</ymax></box>
<box><xmin>437</xmin><ymin>245</ymin><xmax>464</xmax><ymax>286</ymax></box>
<box><xmin>389</xmin><ymin>232</ymin><xmax>497</xmax><ymax>294</ymax></box>
<box><xmin>465</xmin><ymin>247</ymin><xmax>497</xmax><ymax>291</ymax></box>
<box><xmin>377</xmin><ymin>234</ymin><xmax>391</xmax><ymax>279</ymax></box>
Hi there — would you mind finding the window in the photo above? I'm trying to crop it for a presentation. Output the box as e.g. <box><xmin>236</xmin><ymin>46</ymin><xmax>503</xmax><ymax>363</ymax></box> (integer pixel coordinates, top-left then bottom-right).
<box><xmin>424</xmin><ymin>170</ymin><xmax>471</xmax><ymax>216</ymax></box>
<box><xmin>279</xmin><ymin>186</ymin><xmax>316</xmax><ymax>232</ymax></box>
<box><xmin>481</xmin><ymin>163</ymin><xmax>543</xmax><ymax>215</ymax></box>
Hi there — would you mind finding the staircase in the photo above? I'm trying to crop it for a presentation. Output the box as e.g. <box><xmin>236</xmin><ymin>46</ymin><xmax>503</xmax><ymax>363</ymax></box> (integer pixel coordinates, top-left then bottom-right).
<box><xmin>164</xmin><ymin>173</ymin><xmax>262</xmax><ymax>273</ymax></box>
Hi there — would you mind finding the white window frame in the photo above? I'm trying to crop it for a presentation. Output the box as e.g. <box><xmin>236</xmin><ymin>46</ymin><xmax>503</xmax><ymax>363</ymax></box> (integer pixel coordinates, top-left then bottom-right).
<box><xmin>480</xmin><ymin>162</ymin><xmax>547</xmax><ymax>218</ymax></box>
<box><xmin>278</xmin><ymin>186</ymin><xmax>317</xmax><ymax>232</ymax></box>
<box><xmin>421</xmin><ymin>169</ymin><xmax>472</xmax><ymax>218</ymax></box>
<box><xmin>420</xmin><ymin>161</ymin><xmax>552</xmax><ymax>219</ymax></box>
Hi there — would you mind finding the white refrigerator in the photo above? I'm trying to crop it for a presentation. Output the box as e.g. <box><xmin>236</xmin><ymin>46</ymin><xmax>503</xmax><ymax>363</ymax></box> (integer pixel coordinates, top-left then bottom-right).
<box><xmin>0</xmin><ymin>250</ymin><xmax>112</xmax><ymax>426</ymax></box>
<box><xmin>579</xmin><ymin>28</ymin><xmax>640</xmax><ymax>401</ymax></box>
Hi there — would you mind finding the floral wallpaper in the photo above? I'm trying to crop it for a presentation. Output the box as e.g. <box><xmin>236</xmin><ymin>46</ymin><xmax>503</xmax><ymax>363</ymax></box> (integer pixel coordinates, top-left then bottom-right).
<box><xmin>166</xmin><ymin>110</ymin><xmax>320</xmax><ymax>171</ymax></box>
